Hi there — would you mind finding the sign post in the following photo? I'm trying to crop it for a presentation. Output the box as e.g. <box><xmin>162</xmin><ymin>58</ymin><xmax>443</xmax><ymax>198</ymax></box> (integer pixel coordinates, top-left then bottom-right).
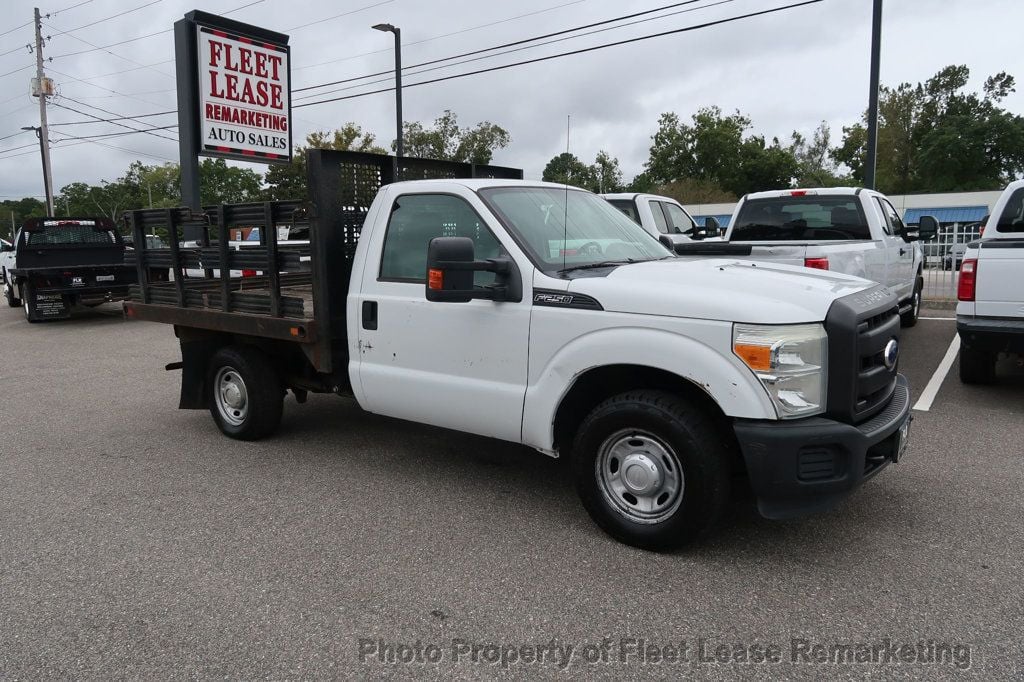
<box><xmin>174</xmin><ymin>10</ymin><xmax>291</xmax><ymax>211</ymax></box>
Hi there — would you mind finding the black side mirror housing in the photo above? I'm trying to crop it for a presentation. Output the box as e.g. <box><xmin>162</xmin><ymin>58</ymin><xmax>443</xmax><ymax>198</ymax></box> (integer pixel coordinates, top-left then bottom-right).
<box><xmin>907</xmin><ymin>214</ymin><xmax>939</xmax><ymax>242</ymax></box>
<box><xmin>424</xmin><ymin>236</ymin><xmax>521</xmax><ymax>303</ymax></box>
<box><xmin>704</xmin><ymin>216</ymin><xmax>721</xmax><ymax>233</ymax></box>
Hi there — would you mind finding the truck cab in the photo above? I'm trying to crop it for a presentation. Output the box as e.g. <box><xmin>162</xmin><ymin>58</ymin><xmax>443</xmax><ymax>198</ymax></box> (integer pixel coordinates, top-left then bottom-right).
<box><xmin>601</xmin><ymin>192</ymin><xmax>706</xmax><ymax>245</ymax></box>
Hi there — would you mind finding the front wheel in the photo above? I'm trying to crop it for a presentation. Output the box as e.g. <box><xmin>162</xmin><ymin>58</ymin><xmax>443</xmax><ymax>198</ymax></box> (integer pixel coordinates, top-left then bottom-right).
<box><xmin>207</xmin><ymin>346</ymin><xmax>284</xmax><ymax>440</ymax></box>
<box><xmin>4</xmin><ymin>281</ymin><xmax>20</xmax><ymax>307</ymax></box>
<box><xmin>572</xmin><ymin>390</ymin><xmax>730</xmax><ymax>551</ymax></box>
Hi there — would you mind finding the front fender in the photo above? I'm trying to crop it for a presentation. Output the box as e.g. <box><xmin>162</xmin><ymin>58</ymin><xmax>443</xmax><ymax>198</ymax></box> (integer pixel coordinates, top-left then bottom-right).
<box><xmin>521</xmin><ymin>325</ymin><xmax>776</xmax><ymax>453</ymax></box>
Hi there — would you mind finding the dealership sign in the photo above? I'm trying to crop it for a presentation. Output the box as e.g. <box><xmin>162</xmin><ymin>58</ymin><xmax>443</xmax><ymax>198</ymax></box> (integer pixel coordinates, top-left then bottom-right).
<box><xmin>175</xmin><ymin>10</ymin><xmax>292</xmax><ymax>168</ymax></box>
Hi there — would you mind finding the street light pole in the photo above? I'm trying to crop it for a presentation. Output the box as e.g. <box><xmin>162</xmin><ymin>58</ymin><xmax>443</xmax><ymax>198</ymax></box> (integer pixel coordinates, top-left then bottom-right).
<box><xmin>373</xmin><ymin>23</ymin><xmax>403</xmax><ymax>173</ymax></box>
<box><xmin>864</xmin><ymin>0</ymin><xmax>883</xmax><ymax>190</ymax></box>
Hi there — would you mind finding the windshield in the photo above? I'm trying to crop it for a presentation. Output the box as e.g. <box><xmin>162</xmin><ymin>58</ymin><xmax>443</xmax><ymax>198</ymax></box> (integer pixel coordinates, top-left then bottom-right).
<box><xmin>731</xmin><ymin>196</ymin><xmax>871</xmax><ymax>241</ymax></box>
<box><xmin>479</xmin><ymin>187</ymin><xmax>670</xmax><ymax>271</ymax></box>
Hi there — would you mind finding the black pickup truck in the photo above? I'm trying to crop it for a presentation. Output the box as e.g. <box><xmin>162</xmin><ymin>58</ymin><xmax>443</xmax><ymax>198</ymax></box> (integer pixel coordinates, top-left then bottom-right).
<box><xmin>1</xmin><ymin>217</ymin><xmax>137</xmax><ymax>322</ymax></box>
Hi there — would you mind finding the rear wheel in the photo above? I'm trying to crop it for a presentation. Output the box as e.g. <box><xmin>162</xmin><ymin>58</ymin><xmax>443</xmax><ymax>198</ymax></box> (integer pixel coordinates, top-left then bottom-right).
<box><xmin>22</xmin><ymin>283</ymin><xmax>38</xmax><ymax>322</ymax></box>
<box><xmin>900</xmin><ymin>278</ymin><xmax>922</xmax><ymax>327</ymax></box>
<box><xmin>959</xmin><ymin>345</ymin><xmax>995</xmax><ymax>384</ymax></box>
<box><xmin>572</xmin><ymin>390</ymin><xmax>730</xmax><ymax>551</ymax></box>
<box><xmin>207</xmin><ymin>346</ymin><xmax>283</xmax><ymax>440</ymax></box>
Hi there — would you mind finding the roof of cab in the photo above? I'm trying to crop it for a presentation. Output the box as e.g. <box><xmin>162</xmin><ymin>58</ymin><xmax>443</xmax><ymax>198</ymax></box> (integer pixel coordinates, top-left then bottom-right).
<box><xmin>743</xmin><ymin>187</ymin><xmax>871</xmax><ymax>200</ymax></box>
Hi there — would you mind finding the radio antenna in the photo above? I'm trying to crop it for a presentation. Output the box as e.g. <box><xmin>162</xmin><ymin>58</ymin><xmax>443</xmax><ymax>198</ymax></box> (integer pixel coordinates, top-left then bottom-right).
<box><xmin>563</xmin><ymin>114</ymin><xmax>570</xmax><ymax>272</ymax></box>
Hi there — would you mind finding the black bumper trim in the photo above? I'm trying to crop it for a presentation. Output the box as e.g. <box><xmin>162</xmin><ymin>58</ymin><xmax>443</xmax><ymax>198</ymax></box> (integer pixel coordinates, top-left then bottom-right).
<box><xmin>734</xmin><ymin>374</ymin><xmax>910</xmax><ymax>520</ymax></box>
<box><xmin>957</xmin><ymin>316</ymin><xmax>1024</xmax><ymax>354</ymax></box>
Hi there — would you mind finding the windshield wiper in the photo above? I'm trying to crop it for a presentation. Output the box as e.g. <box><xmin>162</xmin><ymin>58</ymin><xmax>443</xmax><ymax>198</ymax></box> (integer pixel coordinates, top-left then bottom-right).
<box><xmin>558</xmin><ymin>258</ymin><xmax>646</xmax><ymax>273</ymax></box>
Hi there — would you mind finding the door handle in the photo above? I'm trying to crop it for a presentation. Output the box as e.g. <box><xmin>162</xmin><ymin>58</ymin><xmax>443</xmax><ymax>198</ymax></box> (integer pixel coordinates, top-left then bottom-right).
<box><xmin>362</xmin><ymin>300</ymin><xmax>378</xmax><ymax>330</ymax></box>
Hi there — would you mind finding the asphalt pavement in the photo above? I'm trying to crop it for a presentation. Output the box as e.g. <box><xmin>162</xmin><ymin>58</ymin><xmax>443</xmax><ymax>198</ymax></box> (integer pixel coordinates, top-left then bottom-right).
<box><xmin>0</xmin><ymin>303</ymin><xmax>1021</xmax><ymax>679</ymax></box>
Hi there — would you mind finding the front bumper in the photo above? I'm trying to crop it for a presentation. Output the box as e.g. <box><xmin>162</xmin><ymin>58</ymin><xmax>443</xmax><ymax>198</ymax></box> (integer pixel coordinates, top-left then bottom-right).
<box><xmin>957</xmin><ymin>316</ymin><xmax>1024</xmax><ymax>355</ymax></box>
<box><xmin>733</xmin><ymin>374</ymin><xmax>911</xmax><ymax>520</ymax></box>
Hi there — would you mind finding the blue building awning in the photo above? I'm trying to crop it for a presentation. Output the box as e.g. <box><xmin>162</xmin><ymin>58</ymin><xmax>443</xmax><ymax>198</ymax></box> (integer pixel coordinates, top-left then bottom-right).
<box><xmin>903</xmin><ymin>206</ymin><xmax>987</xmax><ymax>224</ymax></box>
<box><xmin>694</xmin><ymin>214</ymin><xmax>732</xmax><ymax>228</ymax></box>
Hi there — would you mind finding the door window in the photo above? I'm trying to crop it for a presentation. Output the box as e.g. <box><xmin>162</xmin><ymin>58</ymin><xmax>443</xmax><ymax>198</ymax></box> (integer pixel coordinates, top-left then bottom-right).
<box><xmin>379</xmin><ymin>193</ymin><xmax>501</xmax><ymax>286</ymax></box>
<box><xmin>663</xmin><ymin>202</ymin><xmax>695</xmax><ymax>234</ymax></box>
<box><xmin>875</xmin><ymin>198</ymin><xmax>905</xmax><ymax>237</ymax></box>
<box><xmin>649</xmin><ymin>201</ymin><xmax>670</xmax><ymax>234</ymax></box>
<box><xmin>996</xmin><ymin>188</ymin><xmax>1024</xmax><ymax>233</ymax></box>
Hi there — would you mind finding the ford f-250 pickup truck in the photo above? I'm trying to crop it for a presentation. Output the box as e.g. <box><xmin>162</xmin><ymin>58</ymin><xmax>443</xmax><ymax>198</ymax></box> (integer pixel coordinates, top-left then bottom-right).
<box><xmin>123</xmin><ymin>151</ymin><xmax>912</xmax><ymax>550</ymax></box>
<box><xmin>674</xmin><ymin>188</ymin><xmax>937</xmax><ymax>327</ymax></box>
<box><xmin>956</xmin><ymin>180</ymin><xmax>1024</xmax><ymax>383</ymax></box>
<box><xmin>2</xmin><ymin>217</ymin><xmax>137</xmax><ymax>322</ymax></box>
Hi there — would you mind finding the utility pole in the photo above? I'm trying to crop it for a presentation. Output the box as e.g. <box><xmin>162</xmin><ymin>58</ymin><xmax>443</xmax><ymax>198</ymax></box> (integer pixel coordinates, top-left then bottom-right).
<box><xmin>864</xmin><ymin>0</ymin><xmax>883</xmax><ymax>190</ymax></box>
<box><xmin>32</xmin><ymin>7</ymin><xmax>55</xmax><ymax>215</ymax></box>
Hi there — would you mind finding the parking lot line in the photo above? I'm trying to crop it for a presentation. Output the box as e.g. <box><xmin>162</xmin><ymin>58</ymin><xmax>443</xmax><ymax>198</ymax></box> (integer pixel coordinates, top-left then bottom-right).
<box><xmin>919</xmin><ymin>316</ymin><xmax>955</xmax><ymax>321</ymax></box>
<box><xmin>912</xmin><ymin>336</ymin><xmax>961</xmax><ymax>412</ymax></box>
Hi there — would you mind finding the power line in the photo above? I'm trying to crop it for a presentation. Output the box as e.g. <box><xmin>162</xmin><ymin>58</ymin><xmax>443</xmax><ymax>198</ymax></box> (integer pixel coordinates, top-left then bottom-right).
<box><xmin>291</xmin><ymin>0</ymin><xmax>590</xmax><ymax>74</ymax></box>
<box><xmin>0</xmin><ymin>21</ymin><xmax>33</xmax><ymax>39</ymax></box>
<box><xmin>49</xmin><ymin>100</ymin><xmax>178</xmax><ymax>142</ymax></box>
<box><xmin>285</xmin><ymin>0</ymin><xmax>394</xmax><ymax>32</ymax></box>
<box><xmin>296</xmin><ymin>0</ymin><xmax>822</xmax><ymax>109</ymax></box>
<box><xmin>48</xmin><ymin>109</ymin><xmax>176</xmax><ymax>125</ymax></box>
<box><xmin>295</xmin><ymin>0</ymin><xmax>711</xmax><ymax>93</ymax></box>
<box><xmin>56</xmin><ymin>94</ymin><xmax>176</xmax><ymax>135</ymax></box>
<box><xmin>0</xmin><ymin>63</ymin><xmax>34</xmax><ymax>79</ymax></box>
<box><xmin>42</xmin><ymin>21</ymin><xmax>173</xmax><ymax>79</ymax></box>
<box><xmin>46</xmin><ymin>0</ymin><xmax>163</xmax><ymax>36</ymax></box>
<box><xmin>48</xmin><ymin>0</ymin><xmax>97</xmax><ymax>16</ymax></box>
<box><xmin>0</xmin><ymin>130</ymin><xmax>30</xmax><ymax>142</ymax></box>
<box><xmin>294</xmin><ymin>0</ymin><xmax>737</xmax><ymax>102</ymax></box>
<box><xmin>47</xmin><ymin>66</ymin><xmax>172</xmax><ymax>109</ymax></box>
<box><xmin>49</xmin><ymin>131</ymin><xmax>177</xmax><ymax>162</ymax></box>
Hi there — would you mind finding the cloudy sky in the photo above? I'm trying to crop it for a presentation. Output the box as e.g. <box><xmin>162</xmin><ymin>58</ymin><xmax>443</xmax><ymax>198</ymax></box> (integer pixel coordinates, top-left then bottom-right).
<box><xmin>0</xmin><ymin>0</ymin><xmax>1021</xmax><ymax>201</ymax></box>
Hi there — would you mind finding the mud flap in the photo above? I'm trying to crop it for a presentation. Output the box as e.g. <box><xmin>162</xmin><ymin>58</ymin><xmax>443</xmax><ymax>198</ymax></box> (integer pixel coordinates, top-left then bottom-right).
<box><xmin>176</xmin><ymin>336</ymin><xmax>225</xmax><ymax>409</ymax></box>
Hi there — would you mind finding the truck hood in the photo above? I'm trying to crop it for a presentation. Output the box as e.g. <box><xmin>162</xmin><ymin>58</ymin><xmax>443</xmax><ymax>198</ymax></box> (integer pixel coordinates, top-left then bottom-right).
<box><xmin>567</xmin><ymin>259</ymin><xmax>875</xmax><ymax>324</ymax></box>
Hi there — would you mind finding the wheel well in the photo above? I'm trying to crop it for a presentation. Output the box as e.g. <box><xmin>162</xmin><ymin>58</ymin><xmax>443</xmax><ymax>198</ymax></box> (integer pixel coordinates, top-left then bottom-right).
<box><xmin>552</xmin><ymin>364</ymin><xmax>731</xmax><ymax>457</ymax></box>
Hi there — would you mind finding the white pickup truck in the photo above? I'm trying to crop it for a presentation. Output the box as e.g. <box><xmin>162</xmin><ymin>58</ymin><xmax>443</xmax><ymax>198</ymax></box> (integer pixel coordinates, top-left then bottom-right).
<box><xmin>956</xmin><ymin>180</ymin><xmax>1024</xmax><ymax>383</ymax></box>
<box><xmin>676</xmin><ymin>188</ymin><xmax>935</xmax><ymax>327</ymax></box>
<box><xmin>124</xmin><ymin>151</ymin><xmax>912</xmax><ymax>550</ymax></box>
<box><xmin>602</xmin><ymin>192</ymin><xmax>711</xmax><ymax>245</ymax></box>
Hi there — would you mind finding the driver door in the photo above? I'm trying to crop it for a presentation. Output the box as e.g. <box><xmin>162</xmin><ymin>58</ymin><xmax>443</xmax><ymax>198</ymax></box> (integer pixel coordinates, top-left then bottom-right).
<box><xmin>354</xmin><ymin>187</ymin><xmax>533</xmax><ymax>443</ymax></box>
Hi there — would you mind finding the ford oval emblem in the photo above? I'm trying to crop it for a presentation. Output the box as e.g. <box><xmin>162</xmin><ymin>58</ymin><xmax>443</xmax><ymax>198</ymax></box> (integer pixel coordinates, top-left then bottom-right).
<box><xmin>883</xmin><ymin>339</ymin><xmax>899</xmax><ymax>369</ymax></box>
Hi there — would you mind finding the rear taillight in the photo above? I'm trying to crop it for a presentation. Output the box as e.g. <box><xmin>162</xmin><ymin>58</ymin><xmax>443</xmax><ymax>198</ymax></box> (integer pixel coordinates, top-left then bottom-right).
<box><xmin>804</xmin><ymin>257</ymin><xmax>829</xmax><ymax>270</ymax></box>
<box><xmin>241</xmin><ymin>269</ymin><xmax>257</xmax><ymax>278</ymax></box>
<box><xmin>958</xmin><ymin>259</ymin><xmax>977</xmax><ymax>301</ymax></box>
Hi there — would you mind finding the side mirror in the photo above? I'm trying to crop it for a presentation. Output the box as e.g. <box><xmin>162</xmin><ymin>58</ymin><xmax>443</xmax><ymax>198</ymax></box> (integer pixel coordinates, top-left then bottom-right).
<box><xmin>908</xmin><ymin>214</ymin><xmax>939</xmax><ymax>242</ymax></box>
<box><xmin>424</xmin><ymin>236</ymin><xmax>519</xmax><ymax>303</ymax></box>
<box><xmin>704</xmin><ymin>216</ymin><xmax>721</xmax><ymax>232</ymax></box>
<box><xmin>658</xmin><ymin>235</ymin><xmax>675</xmax><ymax>251</ymax></box>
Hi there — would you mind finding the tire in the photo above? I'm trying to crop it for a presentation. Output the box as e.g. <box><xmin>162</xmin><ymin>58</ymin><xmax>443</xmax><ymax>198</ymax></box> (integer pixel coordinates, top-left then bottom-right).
<box><xmin>900</xmin><ymin>277</ymin><xmax>922</xmax><ymax>327</ymax></box>
<box><xmin>571</xmin><ymin>390</ymin><xmax>731</xmax><ymax>551</ymax></box>
<box><xmin>206</xmin><ymin>345</ymin><xmax>284</xmax><ymax>440</ymax></box>
<box><xmin>959</xmin><ymin>345</ymin><xmax>995</xmax><ymax>385</ymax></box>
<box><xmin>4</xmin><ymin>281</ymin><xmax>20</xmax><ymax>307</ymax></box>
<box><xmin>22</xmin><ymin>283</ymin><xmax>38</xmax><ymax>323</ymax></box>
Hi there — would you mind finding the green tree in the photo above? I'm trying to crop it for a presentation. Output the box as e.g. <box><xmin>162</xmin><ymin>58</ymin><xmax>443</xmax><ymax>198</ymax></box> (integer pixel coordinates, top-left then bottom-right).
<box><xmin>643</xmin><ymin>107</ymin><xmax>797</xmax><ymax>196</ymax></box>
<box><xmin>833</xmin><ymin>65</ymin><xmax>1024</xmax><ymax>193</ymax></box>
<box><xmin>398</xmin><ymin>110</ymin><xmax>510</xmax><ymax>163</ymax></box>
<box><xmin>198</xmin><ymin>158</ymin><xmax>263</xmax><ymax>205</ymax></box>
<box><xmin>541</xmin><ymin>152</ymin><xmax>595</xmax><ymax>189</ymax></box>
<box><xmin>790</xmin><ymin>121</ymin><xmax>849</xmax><ymax>187</ymax></box>
<box><xmin>591</xmin><ymin>150</ymin><xmax>624</xmax><ymax>193</ymax></box>
<box><xmin>264</xmin><ymin>123</ymin><xmax>385</xmax><ymax>201</ymax></box>
<box><xmin>0</xmin><ymin>197</ymin><xmax>46</xmax><ymax>238</ymax></box>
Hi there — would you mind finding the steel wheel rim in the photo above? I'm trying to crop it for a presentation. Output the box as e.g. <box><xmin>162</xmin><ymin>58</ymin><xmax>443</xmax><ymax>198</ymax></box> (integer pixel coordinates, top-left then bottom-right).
<box><xmin>596</xmin><ymin>429</ymin><xmax>684</xmax><ymax>524</ymax></box>
<box><xmin>913</xmin><ymin>290</ymin><xmax>920</xmax><ymax>317</ymax></box>
<box><xmin>214</xmin><ymin>366</ymin><xmax>248</xmax><ymax>426</ymax></box>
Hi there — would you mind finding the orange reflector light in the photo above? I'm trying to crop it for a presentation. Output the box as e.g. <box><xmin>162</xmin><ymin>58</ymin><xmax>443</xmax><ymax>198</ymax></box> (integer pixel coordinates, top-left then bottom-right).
<box><xmin>428</xmin><ymin>268</ymin><xmax>444</xmax><ymax>290</ymax></box>
<box><xmin>734</xmin><ymin>343</ymin><xmax>772</xmax><ymax>371</ymax></box>
<box><xmin>289</xmin><ymin>326</ymin><xmax>302</xmax><ymax>337</ymax></box>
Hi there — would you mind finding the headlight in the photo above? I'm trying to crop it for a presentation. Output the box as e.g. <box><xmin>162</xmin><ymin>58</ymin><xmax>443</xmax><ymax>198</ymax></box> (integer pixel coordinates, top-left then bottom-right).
<box><xmin>733</xmin><ymin>323</ymin><xmax>828</xmax><ymax>419</ymax></box>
